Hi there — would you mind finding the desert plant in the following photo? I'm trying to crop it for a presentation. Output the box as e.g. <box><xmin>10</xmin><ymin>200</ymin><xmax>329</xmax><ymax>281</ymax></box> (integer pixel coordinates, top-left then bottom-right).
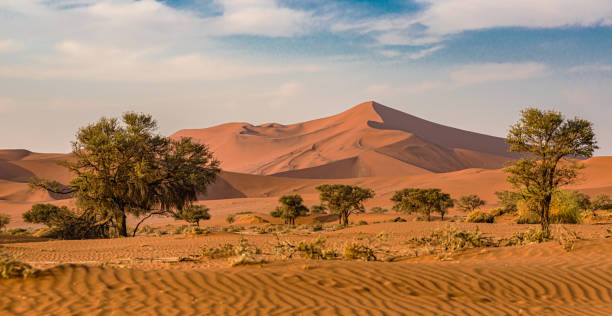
<box><xmin>275</xmin><ymin>195</ymin><xmax>309</xmax><ymax>225</ymax></box>
<box><xmin>466</xmin><ymin>210</ymin><xmax>494</xmax><ymax>223</ymax></box>
<box><xmin>369</xmin><ymin>206</ymin><xmax>388</xmax><ymax>214</ymax></box>
<box><xmin>505</xmin><ymin>108</ymin><xmax>597</xmax><ymax>232</ymax></box>
<box><xmin>202</xmin><ymin>238</ymin><xmax>261</xmax><ymax>260</ymax></box>
<box><xmin>22</xmin><ymin>204</ymin><xmax>110</xmax><ymax>239</ymax></box>
<box><xmin>456</xmin><ymin>195</ymin><xmax>486</xmax><ymax>213</ymax></box>
<box><xmin>591</xmin><ymin>194</ymin><xmax>612</xmax><ymax>211</ymax></box>
<box><xmin>296</xmin><ymin>237</ymin><xmax>327</xmax><ymax>259</ymax></box>
<box><xmin>391</xmin><ymin>188</ymin><xmax>454</xmax><ymax>221</ymax></box>
<box><xmin>557</xmin><ymin>227</ymin><xmax>581</xmax><ymax>251</ymax></box>
<box><xmin>408</xmin><ymin>226</ymin><xmax>490</xmax><ymax>255</ymax></box>
<box><xmin>550</xmin><ymin>190</ymin><xmax>583</xmax><ymax>224</ymax></box>
<box><xmin>0</xmin><ymin>214</ymin><xmax>10</xmax><ymax>231</ymax></box>
<box><xmin>507</xmin><ymin>227</ymin><xmax>552</xmax><ymax>245</ymax></box>
<box><xmin>311</xmin><ymin>223</ymin><xmax>323</xmax><ymax>232</ymax></box>
<box><xmin>0</xmin><ymin>252</ymin><xmax>38</xmax><ymax>279</ymax></box>
<box><xmin>226</xmin><ymin>214</ymin><xmax>236</xmax><ymax>224</ymax></box>
<box><xmin>494</xmin><ymin>190</ymin><xmax>522</xmax><ymax>214</ymax></box>
<box><xmin>316</xmin><ymin>184</ymin><xmax>374</xmax><ymax>226</ymax></box>
<box><xmin>30</xmin><ymin>113</ymin><xmax>220</xmax><ymax>237</ymax></box>
<box><xmin>173</xmin><ymin>204</ymin><xmax>211</xmax><ymax>226</ymax></box>
<box><xmin>343</xmin><ymin>243</ymin><xmax>376</xmax><ymax>261</ymax></box>
<box><xmin>310</xmin><ymin>205</ymin><xmax>327</xmax><ymax>214</ymax></box>
<box><xmin>357</xmin><ymin>220</ymin><xmax>368</xmax><ymax>225</ymax></box>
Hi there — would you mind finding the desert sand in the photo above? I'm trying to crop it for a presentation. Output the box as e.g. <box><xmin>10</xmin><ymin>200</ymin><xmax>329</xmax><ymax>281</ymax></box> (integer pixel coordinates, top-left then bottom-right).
<box><xmin>2</xmin><ymin>102</ymin><xmax>612</xmax><ymax>315</ymax></box>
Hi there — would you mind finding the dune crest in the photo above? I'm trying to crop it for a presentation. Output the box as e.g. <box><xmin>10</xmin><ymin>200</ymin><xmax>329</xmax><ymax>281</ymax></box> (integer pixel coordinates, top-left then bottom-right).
<box><xmin>172</xmin><ymin>101</ymin><xmax>520</xmax><ymax>178</ymax></box>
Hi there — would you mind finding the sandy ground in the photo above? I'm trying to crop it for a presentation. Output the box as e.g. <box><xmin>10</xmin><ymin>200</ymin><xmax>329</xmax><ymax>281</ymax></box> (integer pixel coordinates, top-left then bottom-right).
<box><xmin>1</xmin><ymin>221</ymin><xmax>611</xmax><ymax>315</ymax></box>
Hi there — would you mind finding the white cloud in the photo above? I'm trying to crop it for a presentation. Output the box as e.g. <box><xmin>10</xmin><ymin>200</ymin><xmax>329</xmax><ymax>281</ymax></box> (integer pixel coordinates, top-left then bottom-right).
<box><xmin>406</xmin><ymin>45</ymin><xmax>444</xmax><ymax>59</ymax></box>
<box><xmin>0</xmin><ymin>41</ymin><xmax>322</xmax><ymax>82</ymax></box>
<box><xmin>0</xmin><ymin>40</ymin><xmax>23</xmax><ymax>53</ymax></box>
<box><xmin>450</xmin><ymin>62</ymin><xmax>547</xmax><ymax>86</ymax></box>
<box><xmin>335</xmin><ymin>0</ymin><xmax>612</xmax><ymax>46</ymax></box>
<box><xmin>569</xmin><ymin>64</ymin><xmax>612</xmax><ymax>73</ymax></box>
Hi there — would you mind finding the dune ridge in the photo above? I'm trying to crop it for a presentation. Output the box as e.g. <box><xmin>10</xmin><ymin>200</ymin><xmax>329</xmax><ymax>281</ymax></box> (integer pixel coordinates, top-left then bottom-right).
<box><xmin>172</xmin><ymin>101</ymin><xmax>520</xmax><ymax>178</ymax></box>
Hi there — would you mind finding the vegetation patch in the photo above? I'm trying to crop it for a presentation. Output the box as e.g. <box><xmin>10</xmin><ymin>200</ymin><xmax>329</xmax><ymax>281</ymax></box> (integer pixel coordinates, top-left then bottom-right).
<box><xmin>466</xmin><ymin>210</ymin><xmax>494</xmax><ymax>223</ymax></box>
<box><xmin>0</xmin><ymin>252</ymin><xmax>38</xmax><ymax>279</ymax></box>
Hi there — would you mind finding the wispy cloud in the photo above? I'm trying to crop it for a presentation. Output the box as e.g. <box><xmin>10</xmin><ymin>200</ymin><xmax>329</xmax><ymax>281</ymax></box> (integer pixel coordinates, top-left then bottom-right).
<box><xmin>569</xmin><ymin>64</ymin><xmax>612</xmax><ymax>73</ymax></box>
<box><xmin>450</xmin><ymin>62</ymin><xmax>547</xmax><ymax>86</ymax></box>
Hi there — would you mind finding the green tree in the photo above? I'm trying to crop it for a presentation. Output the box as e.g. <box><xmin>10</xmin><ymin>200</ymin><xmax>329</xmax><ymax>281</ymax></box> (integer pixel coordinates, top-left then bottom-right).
<box><xmin>505</xmin><ymin>108</ymin><xmax>597</xmax><ymax>232</ymax></box>
<box><xmin>22</xmin><ymin>203</ymin><xmax>110</xmax><ymax>239</ymax></box>
<box><xmin>456</xmin><ymin>194</ymin><xmax>486</xmax><ymax>213</ymax></box>
<box><xmin>316</xmin><ymin>184</ymin><xmax>374</xmax><ymax>226</ymax></box>
<box><xmin>174</xmin><ymin>204</ymin><xmax>211</xmax><ymax>227</ymax></box>
<box><xmin>591</xmin><ymin>194</ymin><xmax>612</xmax><ymax>211</ymax></box>
<box><xmin>494</xmin><ymin>190</ymin><xmax>522</xmax><ymax>214</ymax></box>
<box><xmin>276</xmin><ymin>195</ymin><xmax>308</xmax><ymax>225</ymax></box>
<box><xmin>391</xmin><ymin>188</ymin><xmax>454</xmax><ymax>221</ymax></box>
<box><xmin>310</xmin><ymin>204</ymin><xmax>327</xmax><ymax>214</ymax></box>
<box><xmin>31</xmin><ymin>112</ymin><xmax>220</xmax><ymax>237</ymax></box>
<box><xmin>0</xmin><ymin>214</ymin><xmax>9</xmax><ymax>231</ymax></box>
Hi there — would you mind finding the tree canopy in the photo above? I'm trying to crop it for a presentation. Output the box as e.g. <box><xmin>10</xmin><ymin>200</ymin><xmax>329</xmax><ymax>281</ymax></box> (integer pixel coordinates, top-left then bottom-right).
<box><xmin>316</xmin><ymin>184</ymin><xmax>374</xmax><ymax>225</ymax></box>
<box><xmin>274</xmin><ymin>194</ymin><xmax>309</xmax><ymax>225</ymax></box>
<box><xmin>505</xmin><ymin>108</ymin><xmax>597</xmax><ymax>232</ymax></box>
<box><xmin>391</xmin><ymin>188</ymin><xmax>454</xmax><ymax>221</ymax></box>
<box><xmin>31</xmin><ymin>112</ymin><xmax>220</xmax><ymax>237</ymax></box>
<box><xmin>174</xmin><ymin>204</ymin><xmax>211</xmax><ymax>227</ymax></box>
<box><xmin>456</xmin><ymin>194</ymin><xmax>485</xmax><ymax>213</ymax></box>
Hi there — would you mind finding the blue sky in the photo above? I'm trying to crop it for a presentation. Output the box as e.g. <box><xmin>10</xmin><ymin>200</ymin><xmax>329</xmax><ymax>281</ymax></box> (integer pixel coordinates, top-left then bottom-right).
<box><xmin>1</xmin><ymin>0</ymin><xmax>612</xmax><ymax>154</ymax></box>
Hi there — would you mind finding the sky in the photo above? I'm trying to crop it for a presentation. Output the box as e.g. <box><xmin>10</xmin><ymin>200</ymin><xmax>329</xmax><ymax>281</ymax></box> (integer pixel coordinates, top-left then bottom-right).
<box><xmin>1</xmin><ymin>0</ymin><xmax>612</xmax><ymax>154</ymax></box>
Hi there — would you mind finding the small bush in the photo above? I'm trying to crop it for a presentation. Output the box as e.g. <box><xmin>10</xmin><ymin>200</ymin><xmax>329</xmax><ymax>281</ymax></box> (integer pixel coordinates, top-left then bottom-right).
<box><xmin>296</xmin><ymin>237</ymin><xmax>327</xmax><ymax>259</ymax></box>
<box><xmin>490</xmin><ymin>208</ymin><xmax>506</xmax><ymax>217</ymax></box>
<box><xmin>507</xmin><ymin>227</ymin><xmax>552</xmax><ymax>246</ymax></box>
<box><xmin>557</xmin><ymin>227</ymin><xmax>580</xmax><ymax>252</ymax></box>
<box><xmin>466</xmin><ymin>210</ymin><xmax>494</xmax><ymax>223</ymax></box>
<box><xmin>516</xmin><ymin>200</ymin><xmax>540</xmax><ymax>224</ymax></box>
<box><xmin>550</xmin><ymin>191</ymin><xmax>582</xmax><ymax>224</ymax></box>
<box><xmin>22</xmin><ymin>204</ymin><xmax>110</xmax><ymax>239</ymax></box>
<box><xmin>369</xmin><ymin>207</ymin><xmax>388</xmax><ymax>214</ymax></box>
<box><xmin>343</xmin><ymin>243</ymin><xmax>376</xmax><ymax>261</ymax></box>
<box><xmin>0</xmin><ymin>214</ymin><xmax>10</xmax><ymax>230</ymax></box>
<box><xmin>226</xmin><ymin>214</ymin><xmax>236</xmax><ymax>224</ymax></box>
<box><xmin>311</xmin><ymin>223</ymin><xmax>323</xmax><ymax>232</ymax></box>
<box><xmin>392</xmin><ymin>217</ymin><xmax>407</xmax><ymax>222</ymax></box>
<box><xmin>0</xmin><ymin>252</ymin><xmax>38</xmax><ymax>279</ymax></box>
<box><xmin>408</xmin><ymin>226</ymin><xmax>490</xmax><ymax>256</ymax></box>
<box><xmin>222</xmin><ymin>225</ymin><xmax>244</xmax><ymax>233</ymax></box>
<box><xmin>357</xmin><ymin>220</ymin><xmax>368</xmax><ymax>226</ymax></box>
<box><xmin>173</xmin><ymin>205</ymin><xmax>211</xmax><ymax>226</ymax></box>
<box><xmin>202</xmin><ymin>238</ymin><xmax>261</xmax><ymax>260</ymax></box>
<box><xmin>236</xmin><ymin>211</ymin><xmax>253</xmax><ymax>215</ymax></box>
<box><xmin>310</xmin><ymin>205</ymin><xmax>327</xmax><ymax>214</ymax></box>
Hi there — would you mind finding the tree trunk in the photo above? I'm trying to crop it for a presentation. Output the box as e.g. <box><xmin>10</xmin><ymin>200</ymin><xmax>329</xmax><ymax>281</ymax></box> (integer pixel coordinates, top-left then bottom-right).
<box><xmin>441</xmin><ymin>213</ymin><xmax>445</xmax><ymax>221</ymax></box>
<box><xmin>427</xmin><ymin>211</ymin><xmax>431</xmax><ymax>222</ymax></box>
<box><xmin>117</xmin><ymin>213</ymin><xmax>128</xmax><ymax>237</ymax></box>
<box><xmin>540</xmin><ymin>195</ymin><xmax>551</xmax><ymax>233</ymax></box>
<box><xmin>342</xmin><ymin>213</ymin><xmax>349</xmax><ymax>226</ymax></box>
<box><xmin>338</xmin><ymin>215</ymin><xmax>342</xmax><ymax>224</ymax></box>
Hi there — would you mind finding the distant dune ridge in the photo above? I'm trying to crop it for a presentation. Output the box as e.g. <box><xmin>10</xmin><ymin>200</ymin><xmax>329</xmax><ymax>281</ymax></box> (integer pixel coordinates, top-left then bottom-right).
<box><xmin>172</xmin><ymin>101</ymin><xmax>520</xmax><ymax>178</ymax></box>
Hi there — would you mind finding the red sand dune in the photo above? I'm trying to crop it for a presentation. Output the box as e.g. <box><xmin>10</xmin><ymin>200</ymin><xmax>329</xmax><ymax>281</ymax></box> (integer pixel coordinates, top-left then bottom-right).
<box><xmin>172</xmin><ymin>101</ymin><xmax>520</xmax><ymax>178</ymax></box>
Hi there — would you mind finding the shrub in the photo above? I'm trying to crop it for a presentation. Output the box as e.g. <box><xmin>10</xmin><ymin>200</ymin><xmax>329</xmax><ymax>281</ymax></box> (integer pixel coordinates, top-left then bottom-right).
<box><xmin>173</xmin><ymin>205</ymin><xmax>211</xmax><ymax>226</ymax></box>
<box><xmin>550</xmin><ymin>191</ymin><xmax>583</xmax><ymax>224</ymax></box>
<box><xmin>516</xmin><ymin>200</ymin><xmax>540</xmax><ymax>224</ymax></box>
<box><xmin>490</xmin><ymin>208</ymin><xmax>506</xmax><ymax>217</ymax></box>
<box><xmin>236</xmin><ymin>211</ymin><xmax>253</xmax><ymax>215</ymax></box>
<box><xmin>369</xmin><ymin>207</ymin><xmax>388</xmax><ymax>214</ymax></box>
<box><xmin>392</xmin><ymin>217</ymin><xmax>407</xmax><ymax>222</ymax></box>
<box><xmin>557</xmin><ymin>227</ymin><xmax>580</xmax><ymax>251</ymax></box>
<box><xmin>507</xmin><ymin>227</ymin><xmax>552</xmax><ymax>245</ymax></box>
<box><xmin>296</xmin><ymin>237</ymin><xmax>327</xmax><ymax>259</ymax></box>
<box><xmin>357</xmin><ymin>220</ymin><xmax>368</xmax><ymax>225</ymax></box>
<box><xmin>494</xmin><ymin>190</ymin><xmax>521</xmax><ymax>214</ymax></box>
<box><xmin>343</xmin><ymin>243</ymin><xmax>376</xmax><ymax>261</ymax></box>
<box><xmin>0</xmin><ymin>214</ymin><xmax>9</xmax><ymax>230</ymax></box>
<box><xmin>466</xmin><ymin>210</ymin><xmax>494</xmax><ymax>223</ymax></box>
<box><xmin>22</xmin><ymin>204</ymin><xmax>110</xmax><ymax>239</ymax></box>
<box><xmin>202</xmin><ymin>238</ymin><xmax>261</xmax><ymax>260</ymax></box>
<box><xmin>0</xmin><ymin>252</ymin><xmax>38</xmax><ymax>279</ymax></box>
<box><xmin>311</xmin><ymin>223</ymin><xmax>323</xmax><ymax>232</ymax></box>
<box><xmin>408</xmin><ymin>226</ymin><xmax>490</xmax><ymax>255</ymax></box>
<box><xmin>310</xmin><ymin>205</ymin><xmax>327</xmax><ymax>214</ymax></box>
<box><xmin>226</xmin><ymin>214</ymin><xmax>236</xmax><ymax>224</ymax></box>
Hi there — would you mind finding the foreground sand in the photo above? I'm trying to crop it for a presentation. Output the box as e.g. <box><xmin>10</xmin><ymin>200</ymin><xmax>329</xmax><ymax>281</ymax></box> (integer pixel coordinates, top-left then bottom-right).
<box><xmin>1</xmin><ymin>222</ymin><xmax>611</xmax><ymax>315</ymax></box>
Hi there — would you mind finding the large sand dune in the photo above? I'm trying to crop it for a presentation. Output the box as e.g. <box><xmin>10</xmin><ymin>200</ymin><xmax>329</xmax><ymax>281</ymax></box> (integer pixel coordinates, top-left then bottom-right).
<box><xmin>172</xmin><ymin>101</ymin><xmax>520</xmax><ymax>178</ymax></box>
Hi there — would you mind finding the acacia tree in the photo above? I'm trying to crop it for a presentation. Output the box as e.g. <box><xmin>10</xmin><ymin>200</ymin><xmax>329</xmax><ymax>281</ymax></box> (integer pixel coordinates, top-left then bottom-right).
<box><xmin>173</xmin><ymin>204</ymin><xmax>211</xmax><ymax>227</ymax></box>
<box><xmin>456</xmin><ymin>194</ymin><xmax>485</xmax><ymax>213</ymax></box>
<box><xmin>31</xmin><ymin>112</ymin><xmax>220</xmax><ymax>237</ymax></box>
<box><xmin>316</xmin><ymin>184</ymin><xmax>374</xmax><ymax>225</ymax></box>
<box><xmin>391</xmin><ymin>188</ymin><xmax>454</xmax><ymax>221</ymax></box>
<box><xmin>276</xmin><ymin>195</ymin><xmax>309</xmax><ymax>225</ymax></box>
<box><xmin>505</xmin><ymin>108</ymin><xmax>597</xmax><ymax>232</ymax></box>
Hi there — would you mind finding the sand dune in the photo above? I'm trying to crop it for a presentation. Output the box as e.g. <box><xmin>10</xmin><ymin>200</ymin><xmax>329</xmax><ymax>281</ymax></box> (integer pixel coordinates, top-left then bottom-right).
<box><xmin>0</xmin><ymin>231</ymin><xmax>610</xmax><ymax>316</ymax></box>
<box><xmin>172</xmin><ymin>101</ymin><xmax>519</xmax><ymax>178</ymax></box>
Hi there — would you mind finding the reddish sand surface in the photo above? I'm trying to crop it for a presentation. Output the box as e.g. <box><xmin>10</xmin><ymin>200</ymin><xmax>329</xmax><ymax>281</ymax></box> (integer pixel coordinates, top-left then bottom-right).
<box><xmin>2</xmin><ymin>103</ymin><xmax>612</xmax><ymax>315</ymax></box>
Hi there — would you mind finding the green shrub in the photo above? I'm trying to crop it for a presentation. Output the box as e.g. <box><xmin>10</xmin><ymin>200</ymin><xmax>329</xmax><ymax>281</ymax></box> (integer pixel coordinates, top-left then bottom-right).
<box><xmin>507</xmin><ymin>227</ymin><xmax>552</xmax><ymax>245</ymax></box>
<box><xmin>490</xmin><ymin>208</ymin><xmax>506</xmax><ymax>217</ymax></box>
<box><xmin>516</xmin><ymin>200</ymin><xmax>540</xmax><ymax>224</ymax></box>
<box><xmin>369</xmin><ymin>207</ymin><xmax>388</xmax><ymax>214</ymax></box>
<box><xmin>173</xmin><ymin>205</ymin><xmax>211</xmax><ymax>226</ymax></box>
<box><xmin>0</xmin><ymin>214</ymin><xmax>9</xmax><ymax>230</ymax></box>
<box><xmin>0</xmin><ymin>252</ymin><xmax>37</xmax><ymax>279</ymax></box>
<box><xmin>311</xmin><ymin>223</ymin><xmax>323</xmax><ymax>232</ymax></box>
<box><xmin>236</xmin><ymin>211</ymin><xmax>253</xmax><ymax>215</ymax></box>
<box><xmin>343</xmin><ymin>243</ymin><xmax>376</xmax><ymax>261</ymax></box>
<box><xmin>296</xmin><ymin>237</ymin><xmax>327</xmax><ymax>259</ymax></box>
<box><xmin>466</xmin><ymin>210</ymin><xmax>494</xmax><ymax>223</ymax></box>
<box><xmin>310</xmin><ymin>205</ymin><xmax>327</xmax><ymax>214</ymax></box>
<box><xmin>202</xmin><ymin>238</ymin><xmax>261</xmax><ymax>260</ymax></box>
<box><xmin>226</xmin><ymin>214</ymin><xmax>236</xmax><ymax>224</ymax></box>
<box><xmin>550</xmin><ymin>191</ymin><xmax>583</xmax><ymax>224</ymax></box>
<box><xmin>357</xmin><ymin>220</ymin><xmax>368</xmax><ymax>225</ymax></box>
<box><xmin>22</xmin><ymin>204</ymin><xmax>110</xmax><ymax>239</ymax></box>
